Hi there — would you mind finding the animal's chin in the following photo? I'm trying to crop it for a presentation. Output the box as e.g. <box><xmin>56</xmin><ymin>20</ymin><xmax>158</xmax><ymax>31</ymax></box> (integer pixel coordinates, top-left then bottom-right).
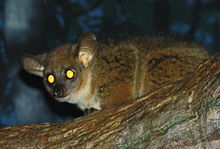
<box><xmin>55</xmin><ymin>95</ymin><xmax>70</xmax><ymax>102</ymax></box>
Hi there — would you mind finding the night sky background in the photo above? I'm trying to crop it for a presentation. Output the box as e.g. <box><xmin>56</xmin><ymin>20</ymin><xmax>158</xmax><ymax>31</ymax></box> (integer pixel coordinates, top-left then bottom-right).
<box><xmin>0</xmin><ymin>0</ymin><xmax>219</xmax><ymax>127</ymax></box>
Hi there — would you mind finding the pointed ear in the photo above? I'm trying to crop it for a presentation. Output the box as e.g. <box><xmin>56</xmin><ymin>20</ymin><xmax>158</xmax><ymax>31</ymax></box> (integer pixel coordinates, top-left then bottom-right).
<box><xmin>74</xmin><ymin>32</ymin><xmax>97</xmax><ymax>67</ymax></box>
<box><xmin>20</xmin><ymin>53</ymin><xmax>46</xmax><ymax>77</ymax></box>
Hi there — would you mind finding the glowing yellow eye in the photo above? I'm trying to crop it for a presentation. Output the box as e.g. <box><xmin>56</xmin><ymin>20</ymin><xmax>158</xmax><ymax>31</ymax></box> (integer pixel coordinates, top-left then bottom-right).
<box><xmin>47</xmin><ymin>75</ymin><xmax>55</xmax><ymax>84</ymax></box>
<box><xmin>66</xmin><ymin>69</ymin><xmax>75</xmax><ymax>79</ymax></box>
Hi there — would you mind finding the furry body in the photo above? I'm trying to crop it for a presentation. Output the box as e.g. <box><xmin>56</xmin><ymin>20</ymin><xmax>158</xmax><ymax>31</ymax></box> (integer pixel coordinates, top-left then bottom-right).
<box><xmin>20</xmin><ymin>33</ymin><xmax>209</xmax><ymax>111</ymax></box>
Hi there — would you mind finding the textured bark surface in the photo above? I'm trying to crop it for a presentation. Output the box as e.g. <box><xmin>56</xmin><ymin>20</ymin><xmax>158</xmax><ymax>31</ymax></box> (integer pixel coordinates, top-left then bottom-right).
<box><xmin>0</xmin><ymin>54</ymin><xmax>220</xmax><ymax>149</ymax></box>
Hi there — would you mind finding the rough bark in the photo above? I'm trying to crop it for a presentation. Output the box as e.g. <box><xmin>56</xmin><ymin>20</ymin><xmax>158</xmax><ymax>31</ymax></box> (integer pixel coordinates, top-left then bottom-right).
<box><xmin>0</xmin><ymin>54</ymin><xmax>220</xmax><ymax>149</ymax></box>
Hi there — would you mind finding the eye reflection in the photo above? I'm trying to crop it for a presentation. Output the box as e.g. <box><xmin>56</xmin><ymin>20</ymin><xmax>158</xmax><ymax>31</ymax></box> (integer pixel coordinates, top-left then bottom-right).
<box><xmin>66</xmin><ymin>69</ymin><xmax>75</xmax><ymax>79</ymax></box>
<box><xmin>47</xmin><ymin>74</ymin><xmax>55</xmax><ymax>84</ymax></box>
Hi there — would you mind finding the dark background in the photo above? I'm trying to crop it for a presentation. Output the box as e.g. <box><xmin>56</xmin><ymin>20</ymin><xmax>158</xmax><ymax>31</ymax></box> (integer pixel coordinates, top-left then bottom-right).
<box><xmin>0</xmin><ymin>0</ymin><xmax>219</xmax><ymax>127</ymax></box>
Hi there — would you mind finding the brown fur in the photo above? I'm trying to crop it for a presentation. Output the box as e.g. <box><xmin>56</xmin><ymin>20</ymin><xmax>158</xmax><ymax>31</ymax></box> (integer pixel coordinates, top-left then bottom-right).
<box><xmin>20</xmin><ymin>33</ymin><xmax>209</xmax><ymax>111</ymax></box>
<box><xmin>92</xmin><ymin>36</ymin><xmax>208</xmax><ymax>108</ymax></box>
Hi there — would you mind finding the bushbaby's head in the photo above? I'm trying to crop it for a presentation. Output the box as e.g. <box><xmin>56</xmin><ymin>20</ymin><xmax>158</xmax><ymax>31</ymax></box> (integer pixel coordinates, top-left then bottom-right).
<box><xmin>20</xmin><ymin>32</ymin><xmax>97</xmax><ymax>103</ymax></box>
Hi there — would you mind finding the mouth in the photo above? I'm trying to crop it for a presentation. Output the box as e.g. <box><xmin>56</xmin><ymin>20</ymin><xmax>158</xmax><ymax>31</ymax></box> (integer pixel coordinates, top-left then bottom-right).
<box><xmin>55</xmin><ymin>95</ymin><xmax>70</xmax><ymax>102</ymax></box>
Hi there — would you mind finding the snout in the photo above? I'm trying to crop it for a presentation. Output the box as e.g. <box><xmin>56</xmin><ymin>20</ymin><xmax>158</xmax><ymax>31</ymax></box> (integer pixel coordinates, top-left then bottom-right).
<box><xmin>53</xmin><ymin>84</ymin><xmax>67</xmax><ymax>98</ymax></box>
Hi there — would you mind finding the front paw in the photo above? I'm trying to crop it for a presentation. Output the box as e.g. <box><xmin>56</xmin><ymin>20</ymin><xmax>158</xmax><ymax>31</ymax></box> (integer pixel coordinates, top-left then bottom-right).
<box><xmin>84</xmin><ymin>108</ymin><xmax>98</xmax><ymax>115</ymax></box>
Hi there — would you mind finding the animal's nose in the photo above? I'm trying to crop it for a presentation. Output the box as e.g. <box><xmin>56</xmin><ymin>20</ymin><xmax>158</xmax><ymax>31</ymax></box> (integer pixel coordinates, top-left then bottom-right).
<box><xmin>53</xmin><ymin>86</ymin><xmax>64</xmax><ymax>98</ymax></box>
